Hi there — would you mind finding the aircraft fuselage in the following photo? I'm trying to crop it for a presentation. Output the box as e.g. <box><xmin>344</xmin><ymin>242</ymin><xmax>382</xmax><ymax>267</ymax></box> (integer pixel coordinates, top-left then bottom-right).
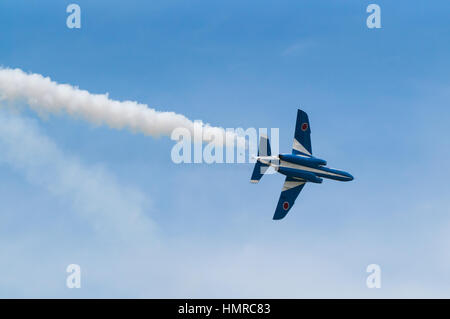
<box><xmin>257</xmin><ymin>153</ymin><xmax>353</xmax><ymax>184</ymax></box>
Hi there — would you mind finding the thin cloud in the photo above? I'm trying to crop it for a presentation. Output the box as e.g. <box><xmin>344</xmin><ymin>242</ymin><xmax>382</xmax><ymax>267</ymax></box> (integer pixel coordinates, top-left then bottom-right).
<box><xmin>282</xmin><ymin>40</ymin><xmax>315</xmax><ymax>57</ymax></box>
<box><xmin>0</xmin><ymin>110</ymin><xmax>155</xmax><ymax>242</ymax></box>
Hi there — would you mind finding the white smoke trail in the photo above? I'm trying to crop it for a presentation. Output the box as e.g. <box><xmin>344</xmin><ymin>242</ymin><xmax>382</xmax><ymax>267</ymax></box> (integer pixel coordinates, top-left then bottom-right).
<box><xmin>0</xmin><ymin>68</ymin><xmax>243</xmax><ymax>147</ymax></box>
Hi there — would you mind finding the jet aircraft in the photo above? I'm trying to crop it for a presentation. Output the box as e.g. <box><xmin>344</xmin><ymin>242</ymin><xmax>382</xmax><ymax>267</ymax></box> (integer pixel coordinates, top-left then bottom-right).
<box><xmin>251</xmin><ymin>109</ymin><xmax>354</xmax><ymax>220</ymax></box>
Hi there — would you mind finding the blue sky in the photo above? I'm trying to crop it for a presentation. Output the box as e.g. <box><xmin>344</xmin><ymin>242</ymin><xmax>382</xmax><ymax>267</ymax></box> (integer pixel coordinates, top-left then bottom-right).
<box><xmin>0</xmin><ymin>0</ymin><xmax>449</xmax><ymax>297</ymax></box>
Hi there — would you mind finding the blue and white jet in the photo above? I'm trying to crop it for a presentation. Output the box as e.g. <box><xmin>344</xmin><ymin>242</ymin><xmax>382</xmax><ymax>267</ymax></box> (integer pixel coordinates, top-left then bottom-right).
<box><xmin>250</xmin><ymin>109</ymin><xmax>353</xmax><ymax>220</ymax></box>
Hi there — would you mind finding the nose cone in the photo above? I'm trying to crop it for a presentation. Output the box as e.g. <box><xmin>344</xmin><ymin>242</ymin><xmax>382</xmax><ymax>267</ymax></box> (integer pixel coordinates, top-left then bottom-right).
<box><xmin>346</xmin><ymin>172</ymin><xmax>354</xmax><ymax>181</ymax></box>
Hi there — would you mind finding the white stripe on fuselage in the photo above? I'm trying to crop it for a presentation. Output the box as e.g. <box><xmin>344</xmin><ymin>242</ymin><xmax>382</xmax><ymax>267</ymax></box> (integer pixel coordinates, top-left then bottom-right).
<box><xmin>279</xmin><ymin>160</ymin><xmax>347</xmax><ymax>179</ymax></box>
<box><xmin>256</xmin><ymin>156</ymin><xmax>279</xmax><ymax>166</ymax></box>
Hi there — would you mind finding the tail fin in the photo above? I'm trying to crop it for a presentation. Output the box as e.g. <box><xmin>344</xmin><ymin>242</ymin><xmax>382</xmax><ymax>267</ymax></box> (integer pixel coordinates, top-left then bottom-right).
<box><xmin>258</xmin><ymin>134</ymin><xmax>271</xmax><ymax>157</ymax></box>
<box><xmin>250</xmin><ymin>135</ymin><xmax>271</xmax><ymax>183</ymax></box>
<box><xmin>292</xmin><ymin>109</ymin><xmax>312</xmax><ymax>156</ymax></box>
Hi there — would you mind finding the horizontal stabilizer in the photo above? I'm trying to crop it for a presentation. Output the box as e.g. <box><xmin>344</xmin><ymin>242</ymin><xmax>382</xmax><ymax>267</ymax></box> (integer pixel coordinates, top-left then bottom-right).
<box><xmin>250</xmin><ymin>161</ymin><xmax>269</xmax><ymax>183</ymax></box>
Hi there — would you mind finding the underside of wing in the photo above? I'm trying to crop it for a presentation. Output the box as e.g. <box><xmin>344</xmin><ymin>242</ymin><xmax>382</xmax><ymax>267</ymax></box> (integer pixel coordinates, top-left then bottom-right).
<box><xmin>292</xmin><ymin>109</ymin><xmax>312</xmax><ymax>156</ymax></box>
<box><xmin>273</xmin><ymin>177</ymin><xmax>306</xmax><ymax>220</ymax></box>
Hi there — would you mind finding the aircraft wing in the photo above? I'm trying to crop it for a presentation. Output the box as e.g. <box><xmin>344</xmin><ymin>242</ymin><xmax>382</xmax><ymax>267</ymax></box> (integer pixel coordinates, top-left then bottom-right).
<box><xmin>273</xmin><ymin>177</ymin><xmax>306</xmax><ymax>220</ymax></box>
<box><xmin>292</xmin><ymin>109</ymin><xmax>312</xmax><ymax>156</ymax></box>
